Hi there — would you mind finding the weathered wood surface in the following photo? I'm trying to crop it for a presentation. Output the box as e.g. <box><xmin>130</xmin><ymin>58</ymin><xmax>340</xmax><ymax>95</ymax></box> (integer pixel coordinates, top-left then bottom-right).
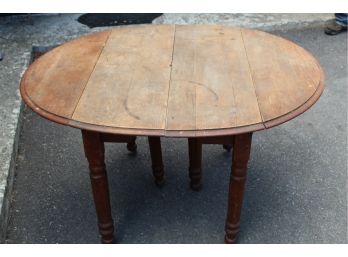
<box><xmin>166</xmin><ymin>25</ymin><xmax>262</xmax><ymax>132</ymax></box>
<box><xmin>20</xmin><ymin>25</ymin><xmax>324</xmax><ymax>137</ymax></box>
<box><xmin>73</xmin><ymin>25</ymin><xmax>175</xmax><ymax>130</ymax></box>
<box><xmin>22</xmin><ymin>30</ymin><xmax>111</xmax><ymax>118</ymax></box>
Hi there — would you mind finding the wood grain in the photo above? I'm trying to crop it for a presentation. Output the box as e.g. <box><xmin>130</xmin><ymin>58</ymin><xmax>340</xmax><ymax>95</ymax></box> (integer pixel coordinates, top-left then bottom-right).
<box><xmin>225</xmin><ymin>132</ymin><xmax>253</xmax><ymax>243</ymax></box>
<box><xmin>81</xmin><ymin>130</ymin><xmax>114</xmax><ymax>244</ymax></box>
<box><xmin>72</xmin><ymin>25</ymin><xmax>175</xmax><ymax>129</ymax></box>
<box><xmin>20</xmin><ymin>25</ymin><xmax>324</xmax><ymax>137</ymax></box>
<box><xmin>241</xmin><ymin>28</ymin><xmax>322</xmax><ymax>122</ymax></box>
<box><xmin>166</xmin><ymin>25</ymin><xmax>262</xmax><ymax>132</ymax></box>
<box><xmin>23</xmin><ymin>30</ymin><xmax>110</xmax><ymax>118</ymax></box>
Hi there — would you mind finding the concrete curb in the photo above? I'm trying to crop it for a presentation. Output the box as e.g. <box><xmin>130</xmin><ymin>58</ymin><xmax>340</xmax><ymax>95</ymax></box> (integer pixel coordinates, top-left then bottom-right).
<box><xmin>152</xmin><ymin>13</ymin><xmax>333</xmax><ymax>31</ymax></box>
<box><xmin>0</xmin><ymin>99</ymin><xmax>25</xmax><ymax>242</ymax></box>
<box><xmin>0</xmin><ymin>55</ymin><xmax>30</xmax><ymax>242</ymax></box>
<box><xmin>0</xmin><ymin>13</ymin><xmax>333</xmax><ymax>242</ymax></box>
<box><xmin>0</xmin><ymin>14</ymin><xmax>96</xmax><ymax>242</ymax></box>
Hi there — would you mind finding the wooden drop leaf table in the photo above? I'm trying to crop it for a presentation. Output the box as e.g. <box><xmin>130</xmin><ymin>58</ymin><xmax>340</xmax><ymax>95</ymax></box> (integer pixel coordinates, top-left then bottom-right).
<box><xmin>19</xmin><ymin>25</ymin><xmax>324</xmax><ymax>243</ymax></box>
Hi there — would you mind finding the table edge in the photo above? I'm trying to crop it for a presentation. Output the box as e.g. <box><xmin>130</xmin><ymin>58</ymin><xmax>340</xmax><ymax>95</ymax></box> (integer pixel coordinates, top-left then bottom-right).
<box><xmin>19</xmin><ymin>26</ymin><xmax>325</xmax><ymax>138</ymax></box>
<box><xmin>20</xmin><ymin>78</ymin><xmax>324</xmax><ymax>138</ymax></box>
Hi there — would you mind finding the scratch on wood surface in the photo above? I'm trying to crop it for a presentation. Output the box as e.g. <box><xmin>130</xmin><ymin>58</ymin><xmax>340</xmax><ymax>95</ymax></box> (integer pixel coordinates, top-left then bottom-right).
<box><xmin>123</xmin><ymin>98</ymin><xmax>141</xmax><ymax>120</ymax></box>
<box><xmin>175</xmin><ymin>80</ymin><xmax>219</xmax><ymax>101</ymax></box>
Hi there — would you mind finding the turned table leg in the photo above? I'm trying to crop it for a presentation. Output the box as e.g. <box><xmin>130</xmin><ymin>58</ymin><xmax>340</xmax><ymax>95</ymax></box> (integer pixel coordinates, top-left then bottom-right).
<box><xmin>148</xmin><ymin>136</ymin><xmax>165</xmax><ymax>186</ymax></box>
<box><xmin>225</xmin><ymin>133</ymin><xmax>252</xmax><ymax>244</ymax></box>
<box><xmin>223</xmin><ymin>144</ymin><xmax>232</xmax><ymax>152</ymax></box>
<box><xmin>82</xmin><ymin>130</ymin><xmax>114</xmax><ymax>244</ymax></box>
<box><xmin>126</xmin><ymin>136</ymin><xmax>137</xmax><ymax>153</ymax></box>
<box><xmin>188</xmin><ymin>138</ymin><xmax>202</xmax><ymax>191</ymax></box>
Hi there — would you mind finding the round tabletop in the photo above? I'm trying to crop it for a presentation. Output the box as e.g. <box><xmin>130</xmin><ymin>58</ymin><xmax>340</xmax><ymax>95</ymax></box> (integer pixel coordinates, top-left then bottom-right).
<box><xmin>20</xmin><ymin>25</ymin><xmax>324</xmax><ymax>137</ymax></box>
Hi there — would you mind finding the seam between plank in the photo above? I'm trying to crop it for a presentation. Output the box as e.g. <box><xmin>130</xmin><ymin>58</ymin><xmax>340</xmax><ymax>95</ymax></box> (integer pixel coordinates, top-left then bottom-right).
<box><xmin>164</xmin><ymin>25</ymin><xmax>177</xmax><ymax>133</ymax></box>
<box><xmin>240</xmin><ymin>28</ymin><xmax>266</xmax><ymax>127</ymax></box>
<box><xmin>70</xmin><ymin>30</ymin><xmax>111</xmax><ymax>119</ymax></box>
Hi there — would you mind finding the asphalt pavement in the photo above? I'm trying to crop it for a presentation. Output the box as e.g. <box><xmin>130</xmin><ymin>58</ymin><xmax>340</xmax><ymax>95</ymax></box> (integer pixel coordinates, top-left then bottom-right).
<box><xmin>5</xmin><ymin>25</ymin><xmax>347</xmax><ymax>243</ymax></box>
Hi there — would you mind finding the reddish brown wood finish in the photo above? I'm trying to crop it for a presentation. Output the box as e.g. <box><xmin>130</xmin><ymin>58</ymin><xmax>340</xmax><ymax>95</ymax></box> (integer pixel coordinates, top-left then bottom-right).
<box><xmin>18</xmin><ymin>25</ymin><xmax>325</xmax><ymax>244</ymax></box>
<box><xmin>100</xmin><ymin>133</ymin><xmax>135</xmax><ymax>143</ymax></box>
<box><xmin>148</xmin><ymin>137</ymin><xmax>165</xmax><ymax>186</ymax></box>
<box><xmin>188</xmin><ymin>134</ymin><xmax>251</xmax><ymax>243</ymax></box>
<box><xmin>20</xmin><ymin>26</ymin><xmax>325</xmax><ymax>138</ymax></box>
<box><xmin>188</xmin><ymin>138</ymin><xmax>202</xmax><ymax>191</ymax></box>
<box><xmin>223</xmin><ymin>144</ymin><xmax>232</xmax><ymax>152</ymax></box>
<box><xmin>225</xmin><ymin>133</ymin><xmax>253</xmax><ymax>243</ymax></box>
<box><xmin>198</xmin><ymin>136</ymin><xmax>234</xmax><ymax>145</ymax></box>
<box><xmin>186</xmin><ymin>133</ymin><xmax>252</xmax><ymax>243</ymax></box>
<box><xmin>81</xmin><ymin>131</ymin><xmax>167</xmax><ymax>243</ymax></box>
<box><xmin>126</xmin><ymin>136</ymin><xmax>137</xmax><ymax>153</ymax></box>
<box><xmin>187</xmin><ymin>136</ymin><xmax>234</xmax><ymax>190</ymax></box>
<box><xmin>81</xmin><ymin>130</ymin><xmax>114</xmax><ymax>244</ymax></box>
<box><xmin>99</xmin><ymin>133</ymin><xmax>137</xmax><ymax>152</ymax></box>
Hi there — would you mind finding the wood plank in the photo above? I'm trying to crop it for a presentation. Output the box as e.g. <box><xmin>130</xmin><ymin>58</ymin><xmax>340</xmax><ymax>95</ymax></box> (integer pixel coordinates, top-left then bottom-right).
<box><xmin>165</xmin><ymin>25</ymin><xmax>196</xmax><ymax>131</ymax></box>
<box><xmin>72</xmin><ymin>25</ymin><xmax>175</xmax><ymax>130</ymax></box>
<box><xmin>21</xmin><ymin>26</ymin><xmax>324</xmax><ymax>137</ymax></box>
<box><xmin>241</xmin><ymin>29</ymin><xmax>321</xmax><ymax>122</ymax></box>
<box><xmin>166</xmin><ymin>25</ymin><xmax>262</xmax><ymax>131</ymax></box>
<box><xmin>24</xmin><ymin>30</ymin><xmax>111</xmax><ymax>118</ymax></box>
